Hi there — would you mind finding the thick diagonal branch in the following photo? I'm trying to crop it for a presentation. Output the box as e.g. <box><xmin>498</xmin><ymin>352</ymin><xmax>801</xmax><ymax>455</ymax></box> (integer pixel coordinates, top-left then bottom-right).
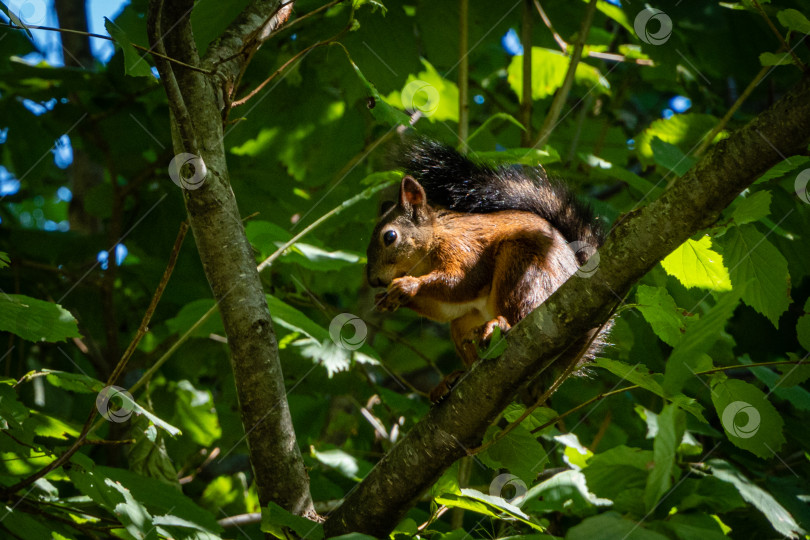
<box><xmin>324</xmin><ymin>76</ymin><xmax>810</xmax><ymax>536</ymax></box>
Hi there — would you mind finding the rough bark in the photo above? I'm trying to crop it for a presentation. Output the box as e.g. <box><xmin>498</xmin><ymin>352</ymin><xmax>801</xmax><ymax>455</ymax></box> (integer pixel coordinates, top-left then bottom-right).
<box><xmin>147</xmin><ymin>0</ymin><xmax>314</xmax><ymax>516</ymax></box>
<box><xmin>324</xmin><ymin>76</ymin><xmax>810</xmax><ymax>536</ymax></box>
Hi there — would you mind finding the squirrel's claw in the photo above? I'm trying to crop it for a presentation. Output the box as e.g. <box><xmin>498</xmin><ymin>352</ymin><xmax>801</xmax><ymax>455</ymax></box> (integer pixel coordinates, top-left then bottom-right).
<box><xmin>478</xmin><ymin>316</ymin><xmax>511</xmax><ymax>348</ymax></box>
<box><xmin>429</xmin><ymin>369</ymin><xmax>466</xmax><ymax>403</ymax></box>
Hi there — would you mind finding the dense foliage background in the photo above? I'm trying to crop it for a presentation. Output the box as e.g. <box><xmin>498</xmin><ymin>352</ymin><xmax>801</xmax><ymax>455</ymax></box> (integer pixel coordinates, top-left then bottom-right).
<box><xmin>1</xmin><ymin>0</ymin><xmax>809</xmax><ymax>538</ymax></box>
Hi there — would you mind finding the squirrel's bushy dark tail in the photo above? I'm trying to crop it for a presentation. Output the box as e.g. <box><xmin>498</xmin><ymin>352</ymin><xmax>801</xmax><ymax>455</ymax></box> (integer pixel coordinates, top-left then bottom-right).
<box><xmin>394</xmin><ymin>137</ymin><xmax>605</xmax><ymax>264</ymax></box>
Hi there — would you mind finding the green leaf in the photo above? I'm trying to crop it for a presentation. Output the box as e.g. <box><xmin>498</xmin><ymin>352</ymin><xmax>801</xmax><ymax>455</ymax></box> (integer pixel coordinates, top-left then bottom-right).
<box><xmin>435</xmin><ymin>489</ymin><xmax>544</xmax><ymax>531</ymax></box>
<box><xmin>152</xmin><ymin>514</ymin><xmax>222</xmax><ymax>539</ymax></box>
<box><xmin>126</xmin><ymin>415</ymin><xmax>180</xmax><ymax>487</ymax></box>
<box><xmin>0</xmin><ymin>251</ymin><xmax>9</xmax><ymax>268</ymax></box>
<box><xmin>0</xmin><ymin>2</ymin><xmax>33</xmax><ymax>37</ymax></box>
<box><xmin>799</xmin><ymin>296</ymin><xmax>810</xmax><ymax>349</ymax></box>
<box><xmin>266</xmin><ymin>295</ymin><xmax>330</xmax><ymax>341</ymax></box>
<box><xmin>262</xmin><ymin>501</ymin><xmax>324</xmax><ymax>540</ymax></box>
<box><xmin>744</xmin><ymin>357</ymin><xmax>810</xmax><ymax>412</ymax></box>
<box><xmin>566</xmin><ymin>511</ymin><xmax>669</xmax><ymax>540</ymax></box>
<box><xmin>649</xmin><ymin>513</ymin><xmax>729</xmax><ymax>540</ymax></box>
<box><xmin>107</xmin><ymin>479</ymin><xmax>160</xmax><ymax>539</ymax></box>
<box><xmin>710</xmin><ymin>378</ymin><xmax>786</xmax><ymax>458</ymax></box>
<box><xmin>383</xmin><ymin>59</ymin><xmax>459</xmax><ymax>122</ymax></box>
<box><xmin>759</xmin><ymin>52</ymin><xmax>793</xmax><ymax>66</ymax></box>
<box><xmin>43</xmin><ymin>369</ymin><xmax>104</xmax><ymax>394</ymax></box>
<box><xmin>72</xmin><ymin>464</ymin><xmax>223</xmax><ymax>534</ymax></box>
<box><xmin>756</xmin><ymin>155</ymin><xmax>810</xmax><ymax>182</ymax></box>
<box><xmin>595</xmin><ymin>358</ymin><xmax>706</xmax><ymax>421</ymax></box>
<box><xmin>777</xmin><ymin>8</ymin><xmax>810</xmax><ymax>34</ymax></box>
<box><xmin>0</xmin><ymin>293</ymin><xmax>81</xmax><ymax>343</ymax></box>
<box><xmin>709</xmin><ymin>459</ymin><xmax>805</xmax><ymax>538</ymax></box>
<box><xmin>479</xmin><ymin>423</ymin><xmax>547</xmax><ymax>483</ymax></box>
<box><xmin>661</xmin><ymin>236</ymin><xmax>732</xmax><ymax>291</ymax></box>
<box><xmin>635</xmin><ymin>284</ymin><xmax>692</xmax><ymax>346</ymax></box>
<box><xmin>664</xmin><ymin>289</ymin><xmax>741</xmax><ymax>394</ymax></box>
<box><xmin>650</xmin><ymin>137</ymin><xmax>696</xmax><ymax>176</ymax></box>
<box><xmin>507</xmin><ymin>47</ymin><xmax>610</xmax><ymax>102</ymax></box>
<box><xmin>0</xmin><ymin>382</ymin><xmax>30</xmax><ymax>431</ymax></box>
<box><xmin>474</xmin><ymin>146</ymin><xmax>561</xmax><ymax>166</ymax></box>
<box><xmin>285</xmin><ymin>243</ymin><xmax>364</xmax><ymax>271</ymax></box>
<box><xmin>343</xmin><ymin>52</ymin><xmax>410</xmax><ymax>127</ymax></box>
<box><xmin>171</xmin><ymin>380</ymin><xmax>222</xmax><ymax>446</ymax></box>
<box><xmin>581</xmin><ymin>445</ymin><xmax>653</xmax><ymax>502</ymax></box>
<box><xmin>310</xmin><ymin>448</ymin><xmax>372</xmax><ymax>482</ymax></box>
<box><xmin>720</xmin><ymin>225</ymin><xmax>791</xmax><ymax>327</ymax></box>
<box><xmin>669</xmin><ymin>477</ymin><xmax>746</xmax><ymax>513</ymax></box>
<box><xmin>644</xmin><ymin>404</ymin><xmax>686</xmax><ymax>511</ymax></box>
<box><xmin>104</xmin><ymin>17</ymin><xmax>153</xmax><ymax>78</ymax></box>
<box><xmin>596</xmin><ymin>1</ymin><xmax>634</xmax><ymax>33</ymax></box>
<box><xmin>732</xmin><ymin>190</ymin><xmax>772</xmax><ymax>224</ymax></box>
<box><xmin>521</xmin><ymin>469</ymin><xmax>611</xmax><ymax>514</ymax></box>
<box><xmin>479</xmin><ymin>325</ymin><xmax>507</xmax><ymax>360</ymax></box>
<box><xmin>635</xmin><ymin>114</ymin><xmax>720</xmax><ymax>165</ymax></box>
<box><xmin>776</xmin><ymin>354</ymin><xmax>810</xmax><ymax>387</ymax></box>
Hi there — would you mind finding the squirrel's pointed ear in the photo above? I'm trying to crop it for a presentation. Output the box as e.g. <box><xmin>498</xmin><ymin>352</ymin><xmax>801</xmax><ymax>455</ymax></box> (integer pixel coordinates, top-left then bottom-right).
<box><xmin>399</xmin><ymin>176</ymin><xmax>427</xmax><ymax>217</ymax></box>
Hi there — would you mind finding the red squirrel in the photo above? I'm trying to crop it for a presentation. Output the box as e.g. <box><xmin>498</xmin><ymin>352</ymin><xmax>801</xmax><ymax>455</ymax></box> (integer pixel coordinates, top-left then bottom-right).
<box><xmin>366</xmin><ymin>138</ymin><xmax>609</xmax><ymax>401</ymax></box>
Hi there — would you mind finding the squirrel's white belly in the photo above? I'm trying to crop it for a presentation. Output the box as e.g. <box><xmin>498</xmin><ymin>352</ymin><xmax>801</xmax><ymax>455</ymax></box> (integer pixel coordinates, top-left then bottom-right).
<box><xmin>429</xmin><ymin>296</ymin><xmax>493</xmax><ymax>323</ymax></box>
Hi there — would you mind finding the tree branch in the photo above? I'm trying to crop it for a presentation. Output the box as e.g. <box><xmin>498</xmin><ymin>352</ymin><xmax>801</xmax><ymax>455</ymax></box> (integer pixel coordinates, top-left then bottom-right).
<box><xmin>323</xmin><ymin>75</ymin><xmax>810</xmax><ymax>537</ymax></box>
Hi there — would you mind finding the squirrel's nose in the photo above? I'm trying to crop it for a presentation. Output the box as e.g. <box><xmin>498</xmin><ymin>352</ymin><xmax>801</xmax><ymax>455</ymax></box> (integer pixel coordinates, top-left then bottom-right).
<box><xmin>367</xmin><ymin>267</ymin><xmax>382</xmax><ymax>288</ymax></box>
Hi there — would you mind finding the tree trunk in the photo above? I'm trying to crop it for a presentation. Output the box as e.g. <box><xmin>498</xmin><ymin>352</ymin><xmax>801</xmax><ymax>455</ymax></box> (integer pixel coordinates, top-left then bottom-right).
<box><xmin>147</xmin><ymin>0</ymin><xmax>314</xmax><ymax>516</ymax></box>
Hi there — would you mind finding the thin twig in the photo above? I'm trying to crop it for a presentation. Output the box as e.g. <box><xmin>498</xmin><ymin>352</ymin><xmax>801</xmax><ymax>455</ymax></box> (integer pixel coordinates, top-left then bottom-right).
<box><xmin>457</xmin><ymin>0</ymin><xmax>469</xmax><ymax>152</ymax></box>
<box><xmin>231</xmin><ymin>19</ymin><xmax>351</xmax><ymax>108</ymax></box>
<box><xmin>147</xmin><ymin>0</ymin><xmax>200</xmax><ymax>154</ymax></box>
<box><xmin>751</xmin><ymin>0</ymin><xmax>808</xmax><ymax>73</ymax></box>
<box><xmin>694</xmin><ymin>63</ymin><xmax>769</xmax><ymax>157</ymax></box>
<box><xmin>533</xmin><ymin>0</ymin><xmax>598</xmax><ymax>148</ymax></box>
<box><xmin>519</xmin><ymin>0</ymin><xmax>533</xmax><ymax>146</ymax></box>
<box><xmin>587</xmin><ymin>50</ymin><xmax>654</xmax><ymax>66</ymax></box>
<box><xmin>0</xmin><ymin>22</ymin><xmax>211</xmax><ymax>73</ymax></box>
<box><xmin>532</xmin><ymin>0</ymin><xmax>566</xmax><ymax>51</ymax></box>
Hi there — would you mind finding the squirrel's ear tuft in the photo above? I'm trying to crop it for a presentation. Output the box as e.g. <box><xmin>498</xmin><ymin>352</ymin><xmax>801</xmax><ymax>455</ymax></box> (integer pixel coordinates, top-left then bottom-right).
<box><xmin>399</xmin><ymin>175</ymin><xmax>427</xmax><ymax>215</ymax></box>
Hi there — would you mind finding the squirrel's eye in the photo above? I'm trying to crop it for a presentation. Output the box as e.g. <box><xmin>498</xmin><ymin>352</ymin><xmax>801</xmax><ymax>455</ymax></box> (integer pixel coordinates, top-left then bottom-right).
<box><xmin>383</xmin><ymin>230</ymin><xmax>397</xmax><ymax>246</ymax></box>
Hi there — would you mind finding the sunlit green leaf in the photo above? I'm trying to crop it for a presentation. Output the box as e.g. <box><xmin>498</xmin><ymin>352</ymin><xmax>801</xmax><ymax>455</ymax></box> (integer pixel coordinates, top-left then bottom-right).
<box><xmin>661</xmin><ymin>236</ymin><xmax>732</xmax><ymax>291</ymax></box>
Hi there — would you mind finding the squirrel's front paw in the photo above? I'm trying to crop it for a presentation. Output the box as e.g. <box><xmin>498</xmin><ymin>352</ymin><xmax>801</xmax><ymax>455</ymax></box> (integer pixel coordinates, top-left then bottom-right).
<box><xmin>375</xmin><ymin>276</ymin><xmax>419</xmax><ymax>312</ymax></box>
